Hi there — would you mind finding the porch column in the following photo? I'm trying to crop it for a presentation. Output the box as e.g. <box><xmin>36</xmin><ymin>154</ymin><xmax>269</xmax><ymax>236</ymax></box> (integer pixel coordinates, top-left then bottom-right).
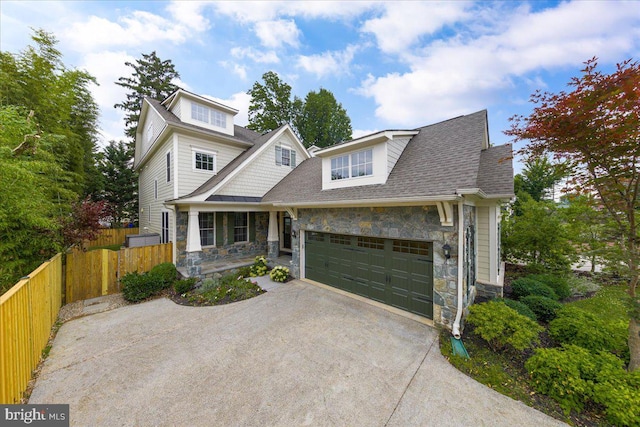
<box><xmin>186</xmin><ymin>210</ymin><xmax>202</xmax><ymax>252</ymax></box>
<box><xmin>267</xmin><ymin>211</ymin><xmax>279</xmax><ymax>259</ymax></box>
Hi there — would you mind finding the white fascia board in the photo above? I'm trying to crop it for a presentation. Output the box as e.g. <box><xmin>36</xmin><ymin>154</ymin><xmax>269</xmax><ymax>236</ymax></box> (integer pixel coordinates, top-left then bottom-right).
<box><xmin>270</xmin><ymin>194</ymin><xmax>461</xmax><ymax>209</ymax></box>
<box><xmin>168</xmin><ymin>201</ymin><xmax>273</xmax><ymax>212</ymax></box>
<box><xmin>164</xmin><ymin>89</ymin><xmax>239</xmax><ymax>115</ymax></box>
<box><xmin>315</xmin><ymin>130</ymin><xmax>419</xmax><ymax>157</ymax></box>
<box><xmin>187</xmin><ymin>125</ymin><xmax>310</xmax><ymax>203</ymax></box>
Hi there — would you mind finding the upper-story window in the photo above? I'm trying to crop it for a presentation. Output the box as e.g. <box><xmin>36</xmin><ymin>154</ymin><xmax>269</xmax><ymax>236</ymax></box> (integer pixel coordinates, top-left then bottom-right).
<box><xmin>191</xmin><ymin>102</ymin><xmax>227</xmax><ymax>129</ymax></box>
<box><xmin>331</xmin><ymin>149</ymin><xmax>373</xmax><ymax>180</ymax></box>
<box><xmin>275</xmin><ymin>146</ymin><xmax>296</xmax><ymax>168</ymax></box>
<box><xmin>193</xmin><ymin>149</ymin><xmax>216</xmax><ymax>172</ymax></box>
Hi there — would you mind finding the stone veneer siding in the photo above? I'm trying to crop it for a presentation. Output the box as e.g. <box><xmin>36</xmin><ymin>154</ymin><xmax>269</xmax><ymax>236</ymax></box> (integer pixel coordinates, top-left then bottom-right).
<box><xmin>290</xmin><ymin>205</ymin><xmax>461</xmax><ymax>328</ymax></box>
<box><xmin>176</xmin><ymin>211</ymin><xmax>268</xmax><ymax>277</ymax></box>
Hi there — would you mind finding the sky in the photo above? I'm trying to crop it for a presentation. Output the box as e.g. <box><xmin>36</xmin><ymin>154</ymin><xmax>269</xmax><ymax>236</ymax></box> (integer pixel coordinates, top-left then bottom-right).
<box><xmin>2</xmin><ymin>0</ymin><xmax>640</xmax><ymax>172</ymax></box>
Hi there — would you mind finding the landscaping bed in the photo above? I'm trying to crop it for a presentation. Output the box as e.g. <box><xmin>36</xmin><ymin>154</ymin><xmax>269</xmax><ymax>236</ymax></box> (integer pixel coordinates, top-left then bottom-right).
<box><xmin>442</xmin><ymin>265</ymin><xmax>637</xmax><ymax>427</ymax></box>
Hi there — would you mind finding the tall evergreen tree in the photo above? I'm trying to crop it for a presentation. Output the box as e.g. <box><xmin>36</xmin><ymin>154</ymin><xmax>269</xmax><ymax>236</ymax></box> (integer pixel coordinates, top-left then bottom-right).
<box><xmin>114</xmin><ymin>51</ymin><xmax>180</xmax><ymax>142</ymax></box>
<box><xmin>295</xmin><ymin>88</ymin><xmax>352</xmax><ymax>148</ymax></box>
<box><xmin>95</xmin><ymin>141</ymin><xmax>138</xmax><ymax>226</ymax></box>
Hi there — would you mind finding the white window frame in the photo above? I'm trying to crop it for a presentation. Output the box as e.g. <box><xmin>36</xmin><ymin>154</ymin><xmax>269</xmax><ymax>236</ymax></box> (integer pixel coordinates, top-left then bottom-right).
<box><xmin>233</xmin><ymin>212</ymin><xmax>249</xmax><ymax>243</ymax></box>
<box><xmin>331</xmin><ymin>149</ymin><xmax>373</xmax><ymax>180</ymax></box>
<box><xmin>191</xmin><ymin>102</ymin><xmax>208</xmax><ymax>123</ymax></box>
<box><xmin>161</xmin><ymin>211</ymin><xmax>169</xmax><ymax>244</ymax></box>
<box><xmin>166</xmin><ymin>151</ymin><xmax>171</xmax><ymax>183</ymax></box>
<box><xmin>211</xmin><ymin>110</ymin><xmax>226</xmax><ymax>128</ymax></box>
<box><xmin>192</xmin><ymin>148</ymin><xmax>217</xmax><ymax>173</ymax></box>
<box><xmin>199</xmin><ymin>212</ymin><xmax>216</xmax><ymax>247</ymax></box>
<box><xmin>154</xmin><ymin>179</ymin><xmax>158</xmax><ymax>200</ymax></box>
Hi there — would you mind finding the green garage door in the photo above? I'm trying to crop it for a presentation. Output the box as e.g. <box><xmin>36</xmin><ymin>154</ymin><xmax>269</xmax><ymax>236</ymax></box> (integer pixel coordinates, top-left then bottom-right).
<box><xmin>305</xmin><ymin>232</ymin><xmax>433</xmax><ymax>319</ymax></box>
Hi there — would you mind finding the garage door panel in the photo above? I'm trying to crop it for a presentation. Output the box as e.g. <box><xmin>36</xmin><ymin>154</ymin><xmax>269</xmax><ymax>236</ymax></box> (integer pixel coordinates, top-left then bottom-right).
<box><xmin>305</xmin><ymin>232</ymin><xmax>433</xmax><ymax>319</ymax></box>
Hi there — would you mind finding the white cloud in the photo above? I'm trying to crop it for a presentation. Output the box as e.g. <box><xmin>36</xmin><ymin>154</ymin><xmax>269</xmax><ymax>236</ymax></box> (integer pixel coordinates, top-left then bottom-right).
<box><xmin>231</xmin><ymin>47</ymin><xmax>280</xmax><ymax>64</ymax></box>
<box><xmin>211</xmin><ymin>1</ymin><xmax>374</xmax><ymax>23</ymax></box>
<box><xmin>359</xmin><ymin>1</ymin><xmax>640</xmax><ymax>126</ymax></box>
<box><xmin>352</xmin><ymin>128</ymin><xmax>379</xmax><ymax>139</ymax></box>
<box><xmin>361</xmin><ymin>1</ymin><xmax>471</xmax><ymax>54</ymax></box>
<box><xmin>297</xmin><ymin>45</ymin><xmax>358</xmax><ymax>78</ymax></box>
<box><xmin>254</xmin><ymin>19</ymin><xmax>300</xmax><ymax>49</ymax></box>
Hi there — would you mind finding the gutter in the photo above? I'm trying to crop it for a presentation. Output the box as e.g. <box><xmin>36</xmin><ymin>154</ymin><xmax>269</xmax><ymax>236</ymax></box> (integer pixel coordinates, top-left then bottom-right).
<box><xmin>452</xmin><ymin>199</ymin><xmax>465</xmax><ymax>339</ymax></box>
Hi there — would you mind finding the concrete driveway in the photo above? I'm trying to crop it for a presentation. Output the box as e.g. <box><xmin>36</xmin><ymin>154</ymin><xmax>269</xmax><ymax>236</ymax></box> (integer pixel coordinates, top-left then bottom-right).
<box><xmin>30</xmin><ymin>280</ymin><xmax>567</xmax><ymax>426</ymax></box>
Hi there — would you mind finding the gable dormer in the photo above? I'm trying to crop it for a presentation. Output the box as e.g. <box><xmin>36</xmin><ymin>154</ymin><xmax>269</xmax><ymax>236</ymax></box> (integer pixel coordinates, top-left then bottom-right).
<box><xmin>162</xmin><ymin>89</ymin><xmax>237</xmax><ymax>136</ymax></box>
<box><xmin>315</xmin><ymin>130</ymin><xmax>418</xmax><ymax>190</ymax></box>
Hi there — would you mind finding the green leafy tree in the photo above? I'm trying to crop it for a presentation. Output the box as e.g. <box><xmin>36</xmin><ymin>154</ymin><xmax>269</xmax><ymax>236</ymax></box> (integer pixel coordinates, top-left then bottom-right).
<box><xmin>502</xmin><ymin>194</ymin><xmax>575</xmax><ymax>270</ymax></box>
<box><xmin>562</xmin><ymin>194</ymin><xmax>609</xmax><ymax>273</ymax></box>
<box><xmin>96</xmin><ymin>140</ymin><xmax>138</xmax><ymax>226</ymax></box>
<box><xmin>295</xmin><ymin>88</ymin><xmax>352</xmax><ymax>148</ymax></box>
<box><xmin>114</xmin><ymin>51</ymin><xmax>180</xmax><ymax>142</ymax></box>
<box><xmin>507</xmin><ymin>57</ymin><xmax>640</xmax><ymax>371</ymax></box>
<box><xmin>247</xmin><ymin>71</ymin><xmax>300</xmax><ymax>134</ymax></box>
<box><xmin>516</xmin><ymin>157</ymin><xmax>565</xmax><ymax>202</ymax></box>
<box><xmin>0</xmin><ymin>107</ymin><xmax>73</xmax><ymax>293</ymax></box>
<box><xmin>0</xmin><ymin>29</ymin><xmax>100</xmax><ymax>195</ymax></box>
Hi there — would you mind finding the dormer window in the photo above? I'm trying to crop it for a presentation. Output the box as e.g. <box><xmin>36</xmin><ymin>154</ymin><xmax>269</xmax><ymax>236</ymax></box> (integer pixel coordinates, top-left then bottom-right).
<box><xmin>331</xmin><ymin>149</ymin><xmax>373</xmax><ymax>180</ymax></box>
<box><xmin>191</xmin><ymin>102</ymin><xmax>227</xmax><ymax>129</ymax></box>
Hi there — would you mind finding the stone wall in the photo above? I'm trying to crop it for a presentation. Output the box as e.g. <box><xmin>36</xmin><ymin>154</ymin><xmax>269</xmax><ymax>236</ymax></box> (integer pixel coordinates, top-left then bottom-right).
<box><xmin>291</xmin><ymin>205</ymin><xmax>460</xmax><ymax>328</ymax></box>
<box><xmin>176</xmin><ymin>211</ymin><xmax>268</xmax><ymax>277</ymax></box>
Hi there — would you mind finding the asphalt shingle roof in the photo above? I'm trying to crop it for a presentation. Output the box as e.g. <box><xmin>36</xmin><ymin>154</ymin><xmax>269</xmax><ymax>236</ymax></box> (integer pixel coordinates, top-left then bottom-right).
<box><xmin>263</xmin><ymin>110</ymin><xmax>513</xmax><ymax>204</ymax></box>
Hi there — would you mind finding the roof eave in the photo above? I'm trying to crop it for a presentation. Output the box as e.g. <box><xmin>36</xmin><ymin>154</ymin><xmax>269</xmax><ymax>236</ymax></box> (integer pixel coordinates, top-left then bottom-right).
<box><xmin>270</xmin><ymin>194</ymin><xmax>462</xmax><ymax>208</ymax></box>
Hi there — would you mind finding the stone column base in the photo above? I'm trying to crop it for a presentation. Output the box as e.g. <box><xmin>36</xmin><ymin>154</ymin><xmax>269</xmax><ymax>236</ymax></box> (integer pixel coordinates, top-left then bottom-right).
<box><xmin>267</xmin><ymin>240</ymin><xmax>279</xmax><ymax>259</ymax></box>
<box><xmin>185</xmin><ymin>251</ymin><xmax>202</xmax><ymax>278</ymax></box>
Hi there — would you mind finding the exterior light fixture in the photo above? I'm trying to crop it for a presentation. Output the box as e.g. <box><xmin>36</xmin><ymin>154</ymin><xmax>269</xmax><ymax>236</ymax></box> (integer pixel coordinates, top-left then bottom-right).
<box><xmin>291</xmin><ymin>230</ymin><xmax>297</xmax><ymax>238</ymax></box>
<box><xmin>442</xmin><ymin>243</ymin><xmax>451</xmax><ymax>259</ymax></box>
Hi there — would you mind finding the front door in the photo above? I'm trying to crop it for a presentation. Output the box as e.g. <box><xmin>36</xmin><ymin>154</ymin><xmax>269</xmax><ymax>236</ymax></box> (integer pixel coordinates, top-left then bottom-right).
<box><xmin>282</xmin><ymin>214</ymin><xmax>292</xmax><ymax>250</ymax></box>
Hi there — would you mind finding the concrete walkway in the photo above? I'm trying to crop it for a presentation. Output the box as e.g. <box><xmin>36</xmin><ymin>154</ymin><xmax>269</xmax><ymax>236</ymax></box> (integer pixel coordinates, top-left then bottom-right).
<box><xmin>30</xmin><ymin>280</ymin><xmax>567</xmax><ymax>427</ymax></box>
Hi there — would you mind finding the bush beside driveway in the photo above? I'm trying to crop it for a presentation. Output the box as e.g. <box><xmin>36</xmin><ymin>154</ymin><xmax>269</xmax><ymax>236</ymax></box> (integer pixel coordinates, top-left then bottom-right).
<box><xmin>29</xmin><ymin>281</ymin><xmax>567</xmax><ymax>427</ymax></box>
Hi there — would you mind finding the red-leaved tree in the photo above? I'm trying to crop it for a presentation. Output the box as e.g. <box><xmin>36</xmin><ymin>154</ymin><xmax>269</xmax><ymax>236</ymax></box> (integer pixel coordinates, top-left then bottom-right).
<box><xmin>60</xmin><ymin>197</ymin><xmax>112</xmax><ymax>250</ymax></box>
<box><xmin>506</xmin><ymin>57</ymin><xmax>640</xmax><ymax>371</ymax></box>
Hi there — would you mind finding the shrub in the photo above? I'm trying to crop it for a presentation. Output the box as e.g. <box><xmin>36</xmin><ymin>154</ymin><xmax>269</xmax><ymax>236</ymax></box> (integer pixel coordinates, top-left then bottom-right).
<box><xmin>466</xmin><ymin>301</ymin><xmax>543</xmax><ymax>352</ymax></box>
<box><xmin>511</xmin><ymin>277</ymin><xmax>558</xmax><ymax>300</ymax></box>
<box><xmin>593</xmin><ymin>370</ymin><xmax>640</xmax><ymax>427</ymax></box>
<box><xmin>549</xmin><ymin>306</ymin><xmax>628</xmax><ymax>359</ymax></box>
<box><xmin>520</xmin><ymin>295</ymin><xmax>563</xmax><ymax>323</ymax></box>
<box><xmin>121</xmin><ymin>272</ymin><xmax>159</xmax><ymax>302</ymax></box>
<box><xmin>497</xmin><ymin>298</ymin><xmax>537</xmax><ymax>321</ymax></box>
<box><xmin>566</xmin><ymin>275</ymin><xmax>600</xmax><ymax>297</ymax></box>
<box><xmin>526</xmin><ymin>274</ymin><xmax>572</xmax><ymax>300</ymax></box>
<box><xmin>194</xmin><ymin>273</ymin><xmax>262</xmax><ymax>303</ymax></box>
<box><xmin>173</xmin><ymin>278</ymin><xmax>197</xmax><ymax>295</ymax></box>
<box><xmin>269</xmin><ymin>265</ymin><xmax>289</xmax><ymax>282</ymax></box>
<box><xmin>250</xmin><ymin>256</ymin><xmax>268</xmax><ymax>277</ymax></box>
<box><xmin>237</xmin><ymin>266</ymin><xmax>252</xmax><ymax>278</ymax></box>
<box><xmin>148</xmin><ymin>262</ymin><xmax>178</xmax><ymax>289</ymax></box>
<box><xmin>525</xmin><ymin>344</ymin><xmax>623</xmax><ymax>414</ymax></box>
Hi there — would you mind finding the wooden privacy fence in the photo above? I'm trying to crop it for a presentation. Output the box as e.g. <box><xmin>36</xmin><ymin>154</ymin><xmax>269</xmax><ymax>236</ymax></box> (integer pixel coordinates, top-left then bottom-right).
<box><xmin>88</xmin><ymin>227</ymin><xmax>139</xmax><ymax>247</ymax></box>
<box><xmin>66</xmin><ymin>243</ymin><xmax>173</xmax><ymax>303</ymax></box>
<box><xmin>0</xmin><ymin>254</ymin><xmax>63</xmax><ymax>404</ymax></box>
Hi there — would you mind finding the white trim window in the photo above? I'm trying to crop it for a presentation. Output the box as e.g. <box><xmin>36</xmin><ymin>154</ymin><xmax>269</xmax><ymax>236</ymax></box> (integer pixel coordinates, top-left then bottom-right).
<box><xmin>191</xmin><ymin>101</ymin><xmax>227</xmax><ymax>129</ymax></box>
<box><xmin>161</xmin><ymin>211</ymin><xmax>169</xmax><ymax>243</ymax></box>
<box><xmin>199</xmin><ymin>212</ymin><xmax>215</xmax><ymax>247</ymax></box>
<box><xmin>234</xmin><ymin>212</ymin><xmax>248</xmax><ymax>243</ymax></box>
<box><xmin>193</xmin><ymin>148</ymin><xmax>217</xmax><ymax>172</ymax></box>
<box><xmin>166</xmin><ymin>151</ymin><xmax>171</xmax><ymax>182</ymax></box>
<box><xmin>275</xmin><ymin>146</ymin><xmax>296</xmax><ymax>168</ymax></box>
<box><xmin>154</xmin><ymin>179</ymin><xmax>158</xmax><ymax>200</ymax></box>
<box><xmin>191</xmin><ymin>103</ymin><xmax>208</xmax><ymax>123</ymax></box>
<box><xmin>331</xmin><ymin>149</ymin><xmax>373</xmax><ymax>180</ymax></box>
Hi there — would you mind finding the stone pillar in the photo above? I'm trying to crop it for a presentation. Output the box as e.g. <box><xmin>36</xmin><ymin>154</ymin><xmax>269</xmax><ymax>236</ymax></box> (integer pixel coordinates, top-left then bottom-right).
<box><xmin>186</xmin><ymin>210</ymin><xmax>202</xmax><ymax>253</ymax></box>
<box><xmin>267</xmin><ymin>211</ymin><xmax>279</xmax><ymax>259</ymax></box>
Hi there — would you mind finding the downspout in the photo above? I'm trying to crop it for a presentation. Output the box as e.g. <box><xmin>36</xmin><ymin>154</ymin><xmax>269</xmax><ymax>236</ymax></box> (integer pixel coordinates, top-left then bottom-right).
<box><xmin>452</xmin><ymin>199</ymin><xmax>465</xmax><ymax>339</ymax></box>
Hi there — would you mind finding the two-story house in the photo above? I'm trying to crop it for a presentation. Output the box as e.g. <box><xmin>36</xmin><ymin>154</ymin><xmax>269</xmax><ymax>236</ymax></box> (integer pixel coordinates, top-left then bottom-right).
<box><xmin>134</xmin><ymin>89</ymin><xmax>514</xmax><ymax>331</ymax></box>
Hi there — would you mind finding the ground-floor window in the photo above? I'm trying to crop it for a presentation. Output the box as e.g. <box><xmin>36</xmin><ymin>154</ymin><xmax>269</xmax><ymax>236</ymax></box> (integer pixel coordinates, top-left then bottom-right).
<box><xmin>161</xmin><ymin>211</ymin><xmax>169</xmax><ymax>243</ymax></box>
<box><xmin>234</xmin><ymin>212</ymin><xmax>248</xmax><ymax>242</ymax></box>
<box><xmin>199</xmin><ymin>212</ymin><xmax>215</xmax><ymax>246</ymax></box>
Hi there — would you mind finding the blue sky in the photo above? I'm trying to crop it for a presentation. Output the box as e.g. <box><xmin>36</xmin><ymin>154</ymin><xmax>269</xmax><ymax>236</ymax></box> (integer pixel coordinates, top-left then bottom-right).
<box><xmin>2</xmin><ymin>1</ymin><xmax>640</xmax><ymax>172</ymax></box>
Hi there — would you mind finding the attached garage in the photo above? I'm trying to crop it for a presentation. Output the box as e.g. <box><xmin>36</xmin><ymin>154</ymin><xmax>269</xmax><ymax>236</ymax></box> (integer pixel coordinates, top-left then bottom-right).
<box><xmin>304</xmin><ymin>231</ymin><xmax>433</xmax><ymax>319</ymax></box>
